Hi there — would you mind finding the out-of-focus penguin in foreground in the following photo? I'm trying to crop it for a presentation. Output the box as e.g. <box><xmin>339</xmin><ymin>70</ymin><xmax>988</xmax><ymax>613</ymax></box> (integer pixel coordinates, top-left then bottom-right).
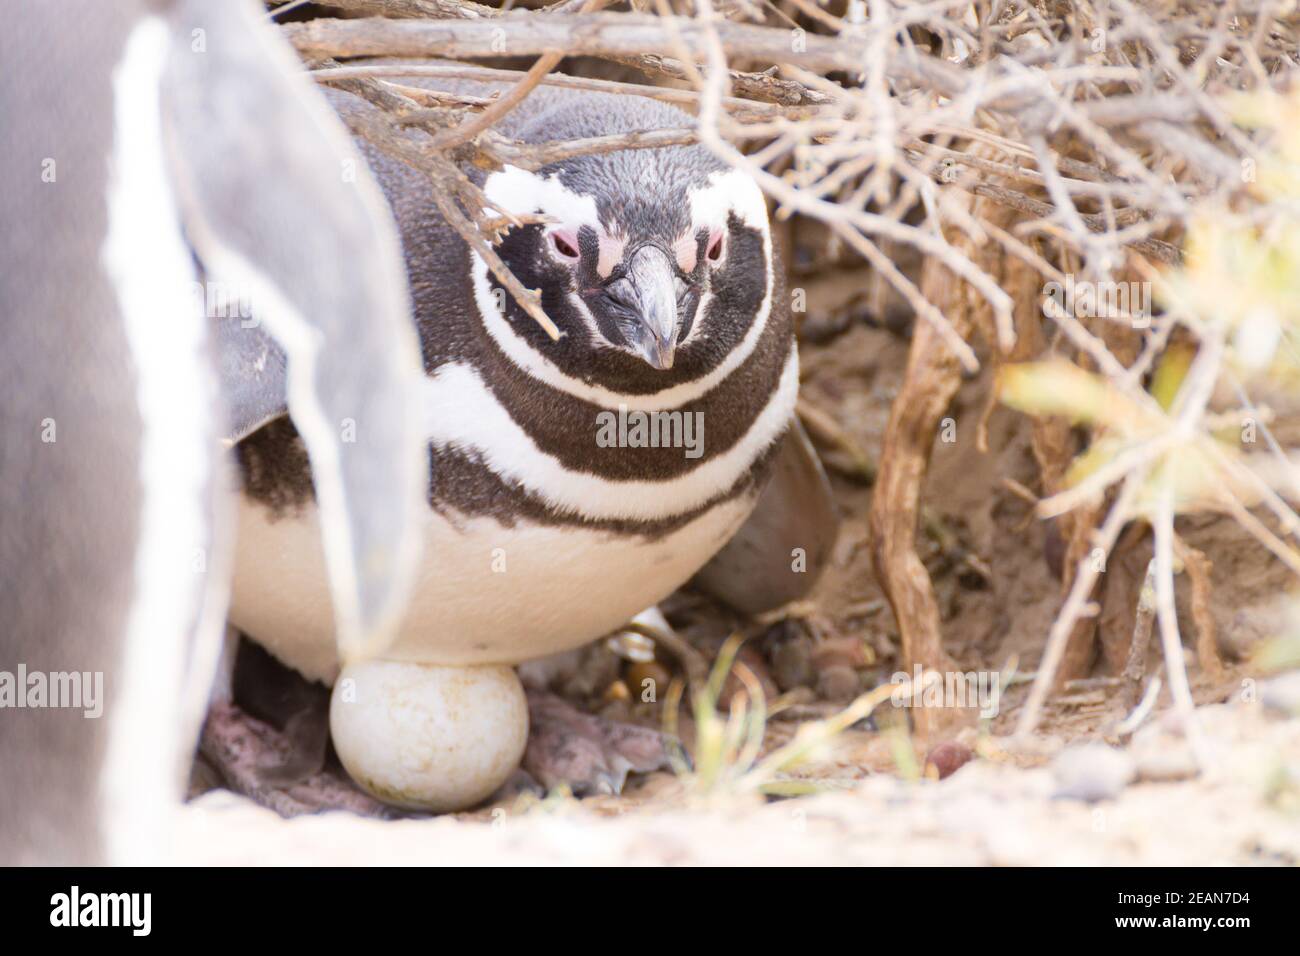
<box><xmin>0</xmin><ymin>0</ymin><xmax>425</xmax><ymax>864</ymax></box>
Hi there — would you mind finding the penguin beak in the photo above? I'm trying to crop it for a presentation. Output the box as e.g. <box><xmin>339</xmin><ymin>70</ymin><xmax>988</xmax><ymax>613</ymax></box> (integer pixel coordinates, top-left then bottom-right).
<box><xmin>623</xmin><ymin>246</ymin><xmax>679</xmax><ymax>371</ymax></box>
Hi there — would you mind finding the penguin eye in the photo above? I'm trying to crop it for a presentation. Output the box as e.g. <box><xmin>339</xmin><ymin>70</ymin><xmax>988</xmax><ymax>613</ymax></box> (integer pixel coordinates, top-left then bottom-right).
<box><xmin>706</xmin><ymin>230</ymin><xmax>724</xmax><ymax>264</ymax></box>
<box><xmin>551</xmin><ymin>231</ymin><xmax>580</xmax><ymax>260</ymax></box>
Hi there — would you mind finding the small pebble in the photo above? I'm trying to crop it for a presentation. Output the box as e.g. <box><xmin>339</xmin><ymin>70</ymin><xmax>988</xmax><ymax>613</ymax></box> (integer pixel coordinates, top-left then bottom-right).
<box><xmin>602</xmin><ymin>679</ymin><xmax>631</xmax><ymax>703</ymax></box>
<box><xmin>1134</xmin><ymin>745</ymin><xmax>1199</xmax><ymax>782</ymax></box>
<box><xmin>817</xmin><ymin>664</ymin><xmax>860</xmax><ymax>702</ymax></box>
<box><xmin>771</xmin><ymin>634</ymin><xmax>815</xmax><ymax>691</ymax></box>
<box><xmin>925</xmin><ymin>741</ymin><xmax>974</xmax><ymax>780</ymax></box>
<box><xmin>811</xmin><ymin>637</ymin><xmax>870</xmax><ymax>701</ymax></box>
<box><xmin>1260</xmin><ymin>671</ymin><xmax>1300</xmax><ymax>716</ymax></box>
<box><xmin>1051</xmin><ymin>743</ymin><xmax>1136</xmax><ymax>802</ymax></box>
<box><xmin>811</xmin><ymin>636</ymin><xmax>871</xmax><ymax>669</ymax></box>
<box><xmin>1129</xmin><ymin>725</ymin><xmax>1199</xmax><ymax>782</ymax></box>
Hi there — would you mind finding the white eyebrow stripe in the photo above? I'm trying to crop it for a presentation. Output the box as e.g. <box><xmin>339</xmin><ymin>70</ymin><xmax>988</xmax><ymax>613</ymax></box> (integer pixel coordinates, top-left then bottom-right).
<box><xmin>483</xmin><ymin>165</ymin><xmax>601</xmax><ymax>229</ymax></box>
<box><xmin>688</xmin><ymin>168</ymin><xmax>768</xmax><ymax>231</ymax></box>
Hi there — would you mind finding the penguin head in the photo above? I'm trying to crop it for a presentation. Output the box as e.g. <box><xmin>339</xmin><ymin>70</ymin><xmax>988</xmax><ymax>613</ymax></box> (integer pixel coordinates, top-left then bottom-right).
<box><xmin>479</xmin><ymin>142</ymin><xmax>774</xmax><ymax>395</ymax></box>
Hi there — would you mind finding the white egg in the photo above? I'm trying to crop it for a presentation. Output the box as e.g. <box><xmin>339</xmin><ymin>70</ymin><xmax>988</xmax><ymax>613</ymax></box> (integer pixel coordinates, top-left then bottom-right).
<box><xmin>329</xmin><ymin>661</ymin><xmax>528</xmax><ymax>812</ymax></box>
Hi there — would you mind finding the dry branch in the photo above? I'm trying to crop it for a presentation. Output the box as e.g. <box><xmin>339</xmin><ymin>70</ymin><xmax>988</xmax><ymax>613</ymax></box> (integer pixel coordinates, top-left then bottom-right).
<box><xmin>283</xmin><ymin>13</ymin><xmax>915</xmax><ymax>76</ymax></box>
<box><xmin>1122</xmin><ymin>559</ymin><xmax>1158</xmax><ymax>707</ymax></box>
<box><xmin>311</xmin><ymin>63</ymin><xmax>799</xmax><ymax>119</ymax></box>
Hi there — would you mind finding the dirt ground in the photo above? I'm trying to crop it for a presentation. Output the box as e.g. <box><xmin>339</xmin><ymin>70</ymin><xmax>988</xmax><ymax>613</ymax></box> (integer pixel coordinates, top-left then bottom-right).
<box><xmin>183</xmin><ymin>268</ymin><xmax>1300</xmax><ymax>865</ymax></box>
<box><xmin>181</xmin><ymin>698</ymin><xmax>1300</xmax><ymax>864</ymax></box>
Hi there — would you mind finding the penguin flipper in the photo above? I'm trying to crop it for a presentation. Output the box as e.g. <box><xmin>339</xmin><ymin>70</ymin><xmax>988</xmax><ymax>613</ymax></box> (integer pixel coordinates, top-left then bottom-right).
<box><xmin>692</xmin><ymin>420</ymin><xmax>839</xmax><ymax>615</ymax></box>
<box><xmin>213</xmin><ymin>314</ymin><xmax>289</xmax><ymax>446</ymax></box>
<box><xmin>163</xmin><ymin>0</ymin><xmax>426</xmax><ymax>663</ymax></box>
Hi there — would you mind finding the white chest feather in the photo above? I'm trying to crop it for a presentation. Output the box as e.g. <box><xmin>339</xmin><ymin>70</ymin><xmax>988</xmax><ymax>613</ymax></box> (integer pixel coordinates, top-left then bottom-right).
<box><xmin>229</xmin><ymin>493</ymin><xmax>754</xmax><ymax>683</ymax></box>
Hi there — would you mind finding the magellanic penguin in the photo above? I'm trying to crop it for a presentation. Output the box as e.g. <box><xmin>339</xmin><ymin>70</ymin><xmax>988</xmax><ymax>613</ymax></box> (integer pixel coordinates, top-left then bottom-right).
<box><xmin>226</xmin><ymin>73</ymin><xmax>838</xmax><ymax>810</ymax></box>
<box><xmin>0</xmin><ymin>0</ymin><xmax>425</xmax><ymax>864</ymax></box>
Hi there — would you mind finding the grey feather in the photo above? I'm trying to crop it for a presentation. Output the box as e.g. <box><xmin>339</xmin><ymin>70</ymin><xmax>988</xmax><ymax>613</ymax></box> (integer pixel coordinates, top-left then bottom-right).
<box><xmin>214</xmin><ymin>314</ymin><xmax>288</xmax><ymax>445</ymax></box>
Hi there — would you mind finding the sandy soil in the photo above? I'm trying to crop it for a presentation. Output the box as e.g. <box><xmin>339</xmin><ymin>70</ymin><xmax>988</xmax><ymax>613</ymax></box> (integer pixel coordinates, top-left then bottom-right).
<box><xmin>179</xmin><ymin>698</ymin><xmax>1300</xmax><ymax>865</ymax></box>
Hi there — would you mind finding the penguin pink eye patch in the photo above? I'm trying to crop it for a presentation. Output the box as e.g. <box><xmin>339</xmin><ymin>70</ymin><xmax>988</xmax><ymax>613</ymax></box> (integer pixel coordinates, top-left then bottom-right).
<box><xmin>551</xmin><ymin>229</ymin><xmax>580</xmax><ymax>260</ymax></box>
<box><xmin>706</xmin><ymin>229</ymin><xmax>725</xmax><ymax>264</ymax></box>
